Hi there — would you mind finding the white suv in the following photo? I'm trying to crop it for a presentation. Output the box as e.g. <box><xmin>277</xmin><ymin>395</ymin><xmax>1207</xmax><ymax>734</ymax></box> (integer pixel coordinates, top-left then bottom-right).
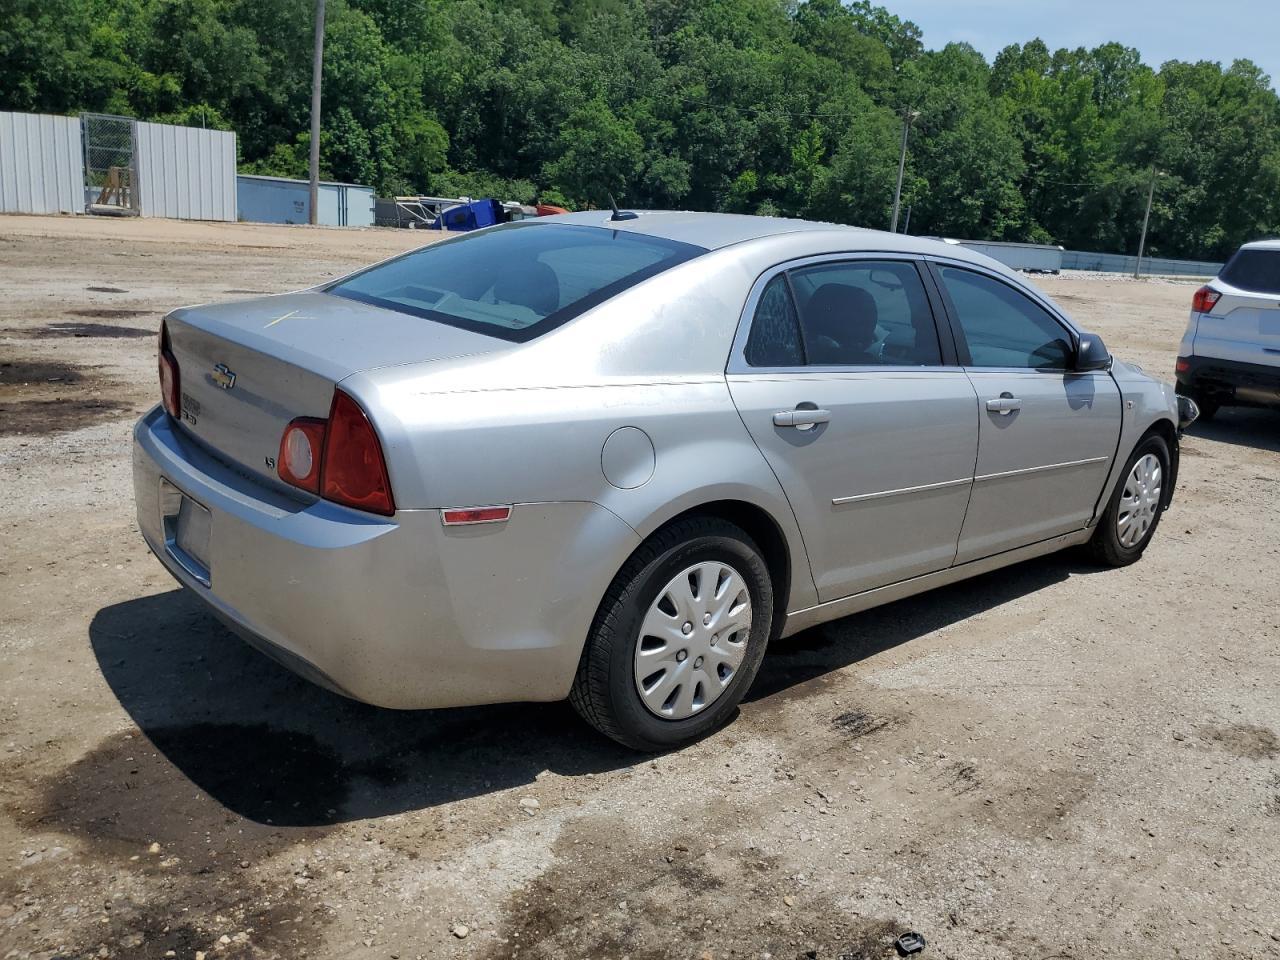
<box><xmin>1177</xmin><ymin>239</ymin><xmax>1280</xmax><ymax>419</ymax></box>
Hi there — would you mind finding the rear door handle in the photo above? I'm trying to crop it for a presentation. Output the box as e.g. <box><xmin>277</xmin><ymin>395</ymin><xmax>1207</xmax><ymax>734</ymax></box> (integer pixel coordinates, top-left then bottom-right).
<box><xmin>985</xmin><ymin>395</ymin><xmax>1022</xmax><ymax>414</ymax></box>
<box><xmin>773</xmin><ymin>408</ymin><xmax>831</xmax><ymax>427</ymax></box>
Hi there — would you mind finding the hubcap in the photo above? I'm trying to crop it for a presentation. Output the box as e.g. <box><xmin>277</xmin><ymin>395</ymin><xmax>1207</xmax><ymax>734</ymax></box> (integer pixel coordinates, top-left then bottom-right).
<box><xmin>634</xmin><ymin>561</ymin><xmax>752</xmax><ymax>720</ymax></box>
<box><xmin>1117</xmin><ymin>453</ymin><xmax>1162</xmax><ymax>548</ymax></box>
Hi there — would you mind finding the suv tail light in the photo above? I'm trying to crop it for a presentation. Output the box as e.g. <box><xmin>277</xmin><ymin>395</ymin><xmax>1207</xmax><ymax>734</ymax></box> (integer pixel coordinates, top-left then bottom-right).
<box><xmin>1192</xmin><ymin>285</ymin><xmax>1221</xmax><ymax>313</ymax></box>
<box><xmin>158</xmin><ymin>321</ymin><xmax>180</xmax><ymax>418</ymax></box>
<box><xmin>277</xmin><ymin>390</ymin><xmax>395</xmax><ymax>516</ymax></box>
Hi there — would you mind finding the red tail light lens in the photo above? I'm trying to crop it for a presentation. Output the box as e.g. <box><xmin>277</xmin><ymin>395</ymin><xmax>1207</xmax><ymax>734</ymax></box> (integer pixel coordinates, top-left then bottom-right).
<box><xmin>320</xmin><ymin>390</ymin><xmax>395</xmax><ymax>515</ymax></box>
<box><xmin>278</xmin><ymin>418</ymin><xmax>326</xmax><ymax>493</ymax></box>
<box><xmin>1175</xmin><ymin>358</ymin><xmax>1190</xmax><ymax>374</ymax></box>
<box><xmin>158</xmin><ymin>321</ymin><xmax>180</xmax><ymax>418</ymax></box>
<box><xmin>275</xmin><ymin>390</ymin><xmax>395</xmax><ymax>515</ymax></box>
<box><xmin>1192</xmin><ymin>285</ymin><xmax>1221</xmax><ymax>313</ymax></box>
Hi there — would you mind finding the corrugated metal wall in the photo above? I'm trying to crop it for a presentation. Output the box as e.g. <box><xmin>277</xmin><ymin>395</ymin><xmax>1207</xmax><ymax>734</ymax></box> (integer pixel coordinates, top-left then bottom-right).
<box><xmin>0</xmin><ymin>111</ymin><xmax>84</xmax><ymax>214</ymax></box>
<box><xmin>135</xmin><ymin>121</ymin><xmax>236</xmax><ymax>221</ymax></box>
<box><xmin>237</xmin><ymin>174</ymin><xmax>376</xmax><ymax>227</ymax></box>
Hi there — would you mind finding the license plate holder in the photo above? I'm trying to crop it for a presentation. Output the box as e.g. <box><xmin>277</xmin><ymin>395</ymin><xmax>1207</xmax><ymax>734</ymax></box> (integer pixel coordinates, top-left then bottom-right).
<box><xmin>160</xmin><ymin>479</ymin><xmax>212</xmax><ymax>586</ymax></box>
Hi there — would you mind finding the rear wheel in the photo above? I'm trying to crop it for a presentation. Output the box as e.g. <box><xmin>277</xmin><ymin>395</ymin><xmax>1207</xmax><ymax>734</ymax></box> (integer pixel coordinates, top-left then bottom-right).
<box><xmin>1087</xmin><ymin>434</ymin><xmax>1170</xmax><ymax>567</ymax></box>
<box><xmin>570</xmin><ymin>517</ymin><xmax>773</xmax><ymax>751</ymax></box>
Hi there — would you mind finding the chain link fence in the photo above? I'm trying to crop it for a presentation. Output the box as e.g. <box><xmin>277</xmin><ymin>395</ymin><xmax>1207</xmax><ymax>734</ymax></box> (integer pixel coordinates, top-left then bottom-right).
<box><xmin>82</xmin><ymin>113</ymin><xmax>140</xmax><ymax>214</ymax></box>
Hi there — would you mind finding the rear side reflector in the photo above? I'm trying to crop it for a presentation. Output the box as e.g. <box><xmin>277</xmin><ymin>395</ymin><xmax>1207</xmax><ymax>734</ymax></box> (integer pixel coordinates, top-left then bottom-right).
<box><xmin>1191</xmin><ymin>285</ymin><xmax>1221</xmax><ymax>313</ymax></box>
<box><xmin>278</xmin><ymin>418</ymin><xmax>326</xmax><ymax>493</ymax></box>
<box><xmin>441</xmin><ymin>506</ymin><xmax>512</xmax><ymax>526</ymax></box>
<box><xmin>158</xmin><ymin>321</ymin><xmax>180</xmax><ymax>418</ymax></box>
<box><xmin>1175</xmin><ymin>358</ymin><xmax>1190</xmax><ymax>374</ymax></box>
<box><xmin>320</xmin><ymin>390</ymin><xmax>395</xmax><ymax>516</ymax></box>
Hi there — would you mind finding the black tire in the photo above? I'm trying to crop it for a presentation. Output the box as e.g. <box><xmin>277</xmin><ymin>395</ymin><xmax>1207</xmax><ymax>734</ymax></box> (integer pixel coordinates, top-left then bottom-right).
<box><xmin>569</xmin><ymin>516</ymin><xmax>774</xmax><ymax>751</ymax></box>
<box><xmin>1086</xmin><ymin>433</ymin><xmax>1171</xmax><ymax>567</ymax></box>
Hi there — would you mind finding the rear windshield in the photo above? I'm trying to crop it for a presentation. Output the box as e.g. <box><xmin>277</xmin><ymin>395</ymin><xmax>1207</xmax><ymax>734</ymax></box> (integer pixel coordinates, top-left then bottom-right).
<box><xmin>328</xmin><ymin>222</ymin><xmax>706</xmax><ymax>342</ymax></box>
<box><xmin>1220</xmin><ymin>248</ymin><xmax>1280</xmax><ymax>294</ymax></box>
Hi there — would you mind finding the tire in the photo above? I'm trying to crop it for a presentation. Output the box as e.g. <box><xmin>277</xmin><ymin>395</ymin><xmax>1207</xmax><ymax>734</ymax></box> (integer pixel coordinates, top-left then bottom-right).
<box><xmin>569</xmin><ymin>516</ymin><xmax>774</xmax><ymax>751</ymax></box>
<box><xmin>1086</xmin><ymin>433</ymin><xmax>1171</xmax><ymax>567</ymax></box>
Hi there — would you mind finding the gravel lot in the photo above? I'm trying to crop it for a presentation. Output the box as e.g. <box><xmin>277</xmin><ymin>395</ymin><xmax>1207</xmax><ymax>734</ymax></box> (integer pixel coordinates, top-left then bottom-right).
<box><xmin>1</xmin><ymin>215</ymin><xmax>1278</xmax><ymax>960</ymax></box>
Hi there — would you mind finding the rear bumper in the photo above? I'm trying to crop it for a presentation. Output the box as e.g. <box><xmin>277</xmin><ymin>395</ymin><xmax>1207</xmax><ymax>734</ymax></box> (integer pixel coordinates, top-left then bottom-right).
<box><xmin>1176</xmin><ymin>354</ymin><xmax>1280</xmax><ymax>408</ymax></box>
<box><xmin>132</xmin><ymin>406</ymin><xmax>640</xmax><ymax>709</ymax></box>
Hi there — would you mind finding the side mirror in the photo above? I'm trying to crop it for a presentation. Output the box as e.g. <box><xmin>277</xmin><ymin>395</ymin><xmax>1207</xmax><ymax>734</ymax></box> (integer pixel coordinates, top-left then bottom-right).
<box><xmin>1075</xmin><ymin>332</ymin><xmax>1112</xmax><ymax>372</ymax></box>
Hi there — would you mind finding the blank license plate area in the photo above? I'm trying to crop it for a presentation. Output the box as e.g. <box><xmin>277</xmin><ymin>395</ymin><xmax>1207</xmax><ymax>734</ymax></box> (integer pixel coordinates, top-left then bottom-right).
<box><xmin>160</xmin><ymin>479</ymin><xmax>212</xmax><ymax>586</ymax></box>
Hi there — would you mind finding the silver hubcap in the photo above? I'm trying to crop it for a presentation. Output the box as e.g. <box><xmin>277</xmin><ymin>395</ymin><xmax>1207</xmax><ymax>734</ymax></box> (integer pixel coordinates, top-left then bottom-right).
<box><xmin>1118</xmin><ymin>453</ymin><xmax>1162</xmax><ymax>548</ymax></box>
<box><xmin>634</xmin><ymin>561</ymin><xmax>752</xmax><ymax>720</ymax></box>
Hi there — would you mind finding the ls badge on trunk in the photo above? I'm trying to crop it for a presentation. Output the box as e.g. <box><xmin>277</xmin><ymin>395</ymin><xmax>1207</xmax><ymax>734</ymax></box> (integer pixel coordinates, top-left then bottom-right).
<box><xmin>211</xmin><ymin>363</ymin><xmax>236</xmax><ymax>390</ymax></box>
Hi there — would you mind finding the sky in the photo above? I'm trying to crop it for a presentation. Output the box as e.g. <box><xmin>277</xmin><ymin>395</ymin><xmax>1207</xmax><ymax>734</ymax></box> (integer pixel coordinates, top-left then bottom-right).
<box><xmin>886</xmin><ymin>0</ymin><xmax>1279</xmax><ymax>92</ymax></box>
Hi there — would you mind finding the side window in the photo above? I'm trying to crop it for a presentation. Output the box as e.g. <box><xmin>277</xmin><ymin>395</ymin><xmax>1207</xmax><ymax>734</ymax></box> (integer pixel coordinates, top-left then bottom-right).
<box><xmin>744</xmin><ymin>274</ymin><xmax>803</xmax><ymax>367</ymax></box>
<box><xmin>789</xmin><ymin>260</ymin><xmax>942</xmax><ymax>366</ymax></box>
<box><xmin>936</xmin><ymin>266</ymin><xmax>1073</xmax><ymax>370</ymax></box>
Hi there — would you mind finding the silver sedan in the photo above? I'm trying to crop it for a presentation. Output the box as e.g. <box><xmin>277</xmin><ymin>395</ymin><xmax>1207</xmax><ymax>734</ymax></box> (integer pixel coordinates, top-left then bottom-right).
<box><xmin>132</xmin><ymin>211</ymin><xmax>1193</xmax><ymax>750</ymax></box>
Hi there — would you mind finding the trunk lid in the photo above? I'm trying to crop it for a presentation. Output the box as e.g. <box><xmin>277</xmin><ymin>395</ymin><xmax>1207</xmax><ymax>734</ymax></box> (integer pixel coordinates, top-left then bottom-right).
<box><xmin>165</xmin><ymin>290</ymin><xmax>505</xmax><ymax>489</ymax></box>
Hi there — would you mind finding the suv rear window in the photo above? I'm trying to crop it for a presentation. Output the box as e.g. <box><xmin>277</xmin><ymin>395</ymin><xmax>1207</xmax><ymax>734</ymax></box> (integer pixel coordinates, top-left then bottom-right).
<box><xmin>1220</xmin><ymin>248</ymin><xmax>1280</xmax><ymax>294</ymax></box>
<box><xmin>328</xmin><ymin>222</ymin><xmax>706</xmax><ymax>342</ymax></box>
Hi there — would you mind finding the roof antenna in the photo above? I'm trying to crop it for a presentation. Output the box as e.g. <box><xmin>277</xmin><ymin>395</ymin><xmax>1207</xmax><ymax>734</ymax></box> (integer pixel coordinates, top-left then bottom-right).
<box><xmin>608</xmin><ymin>194</ymin><xmax>638</xmax><ymax>222</ymax></box>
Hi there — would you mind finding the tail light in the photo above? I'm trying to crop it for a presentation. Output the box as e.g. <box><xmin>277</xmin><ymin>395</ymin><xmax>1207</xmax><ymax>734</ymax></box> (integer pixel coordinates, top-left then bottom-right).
<box><xmin>158</xmin><ymin>321</ymin><xmax>180</xmax><ymax>418</ymax></box>
<box><xmin>278</xmin><ymin>418</ymin><xmax>326</xmax><ymax>493</ymax></box>
<box><xmin>1175</xmin><ymin>358</ymin><xmax>1190</xmax><ymax>374</ymax></box>
<box><xmin>1192</xmin><ymin>285</ymin><xmax>1221</xmax><ymax>313</ymax></box>
<box><xmin>277</xmin><ymin>390</ymin><xmax>395</xmax><ymax>516</ymax></box>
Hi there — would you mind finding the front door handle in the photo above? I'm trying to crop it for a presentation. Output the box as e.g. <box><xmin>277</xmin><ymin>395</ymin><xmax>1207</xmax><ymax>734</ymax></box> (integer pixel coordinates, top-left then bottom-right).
<box><xmin>985</xmin><ymin>394</ymin><xmax>1022</xmax><ymax>415</ymax></box>
<box><xmin>773</xmin><ymin>408</ymin><xmax>831</xmax><ymax>428</ymax></box>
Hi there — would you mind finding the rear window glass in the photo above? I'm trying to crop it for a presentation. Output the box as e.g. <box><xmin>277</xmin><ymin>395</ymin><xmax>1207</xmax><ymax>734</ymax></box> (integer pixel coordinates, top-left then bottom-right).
<box><xmin>327</xmin><ymin>223</ymin><xmax>705</xmax><ymax>342</ymax></box>
<box><xmin>1220</xmin><ymin>248</ymin><xmax>1280</xmax><ymax>294</ymax></box>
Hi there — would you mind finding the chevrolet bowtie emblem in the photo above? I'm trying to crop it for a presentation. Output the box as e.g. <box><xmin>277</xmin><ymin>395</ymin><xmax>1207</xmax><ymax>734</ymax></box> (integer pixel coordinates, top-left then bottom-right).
<box><xmin>211</xmin><ymin>363</ymin><xmax>236</xmax><ymax>390</ymax></box>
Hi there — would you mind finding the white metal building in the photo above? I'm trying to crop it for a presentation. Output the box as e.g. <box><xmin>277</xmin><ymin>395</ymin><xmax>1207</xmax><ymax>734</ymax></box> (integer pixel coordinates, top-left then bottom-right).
<box><xmin>0</xmin><ymin>112</ymin><xmax>84</xmax><ymax>215</ymax></box>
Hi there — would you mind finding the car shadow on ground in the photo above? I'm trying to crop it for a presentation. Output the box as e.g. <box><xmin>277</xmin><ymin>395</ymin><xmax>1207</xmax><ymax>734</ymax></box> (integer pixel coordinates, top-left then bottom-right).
<box><xmin>89</xmin><ymin>553</ymin><xmax>1101</xmax><ymax>827</ymax></box>
<box><xmin>1185</xmin><ymin>406</ymin><xmax>1280</xmax><ymax>452</ymax></box>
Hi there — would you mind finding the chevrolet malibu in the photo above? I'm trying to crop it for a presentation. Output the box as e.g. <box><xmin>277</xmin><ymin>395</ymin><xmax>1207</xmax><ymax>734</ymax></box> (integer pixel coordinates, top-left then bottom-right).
<box><xmin>133</xmin><ymin>211</ymin><xmax>1193</xmax><ymax>750</ymax></box>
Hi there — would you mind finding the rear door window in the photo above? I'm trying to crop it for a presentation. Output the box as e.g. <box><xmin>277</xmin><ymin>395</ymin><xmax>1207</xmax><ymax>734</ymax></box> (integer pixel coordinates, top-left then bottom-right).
<box><xmin>1220</xmin><ymin>249</ymin><xmax>1280</xmax><ymax>294</ymax></box>
<box><xmin>329</xmin><ymin>223</ymin><xmax>705</xmax><ymax>342</ymax></box>
<box><xmin>789</xmin><ymin>260</ymin><xmax>943</xmax><ymax>366</ymax></box>
<box><xmin>935</xmin><ymin>266</ymin><xmax>1073</xmax><ymax>370</ymax></box>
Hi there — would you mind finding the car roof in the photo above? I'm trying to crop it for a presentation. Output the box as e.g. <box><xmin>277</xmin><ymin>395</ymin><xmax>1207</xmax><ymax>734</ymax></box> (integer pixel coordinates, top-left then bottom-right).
<box><xmin>535</xmin><ymin>209</ymin><xmax>1023</xmax><ymax>279</ymax></box>
<box><xmin>540</xmin><ymin>209</ymin><xmax>849</xmax><ymax>249</ymax></box>
<box><xmin>1239</xmin><ymin>238</ymin><xmax>1280</xmax><ymax>251</ymax></box>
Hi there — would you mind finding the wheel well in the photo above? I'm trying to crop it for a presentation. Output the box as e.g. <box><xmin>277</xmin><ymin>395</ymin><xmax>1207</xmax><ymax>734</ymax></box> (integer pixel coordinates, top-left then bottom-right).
<box><xmin>651</xmin><ymin>500</ymin><xmax>792</xmax><ymax>638</ymax></box>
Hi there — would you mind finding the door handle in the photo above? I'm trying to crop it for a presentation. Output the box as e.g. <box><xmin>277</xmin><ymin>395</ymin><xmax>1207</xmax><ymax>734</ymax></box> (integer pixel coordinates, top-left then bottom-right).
<box><xmin>773</xmin><ymin>408</ymin><xmax>831</xmax><ymax>427</ymax></box>
<box><xmin>985</xmin><ymin>394</ymin><xmax>1022</xmax><ymax>415</ymax></box>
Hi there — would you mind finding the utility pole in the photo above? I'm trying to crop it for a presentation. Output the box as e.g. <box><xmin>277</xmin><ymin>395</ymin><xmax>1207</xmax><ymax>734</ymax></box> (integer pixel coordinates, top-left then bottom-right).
<box><xmin>890</xmin><ymin>108</ymin><xmax>920</xmax><ymax>234</ymax></box>
<box><xmin>1134</xmin><ymin>165</ymin><xmax>1160</xmax><ymax>279</ymax></box>
<box><xmin>308</xmin><ymin>0</ymin><xmax>326</xmax><ymax>226</ymax></box>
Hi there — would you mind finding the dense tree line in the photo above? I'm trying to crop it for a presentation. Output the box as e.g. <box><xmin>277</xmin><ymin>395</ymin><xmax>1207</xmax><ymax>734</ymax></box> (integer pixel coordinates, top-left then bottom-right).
<box><xmin>3</xmin><ymin>0</ymin><xmax>1279</xmax><ymax>259</ymax></box>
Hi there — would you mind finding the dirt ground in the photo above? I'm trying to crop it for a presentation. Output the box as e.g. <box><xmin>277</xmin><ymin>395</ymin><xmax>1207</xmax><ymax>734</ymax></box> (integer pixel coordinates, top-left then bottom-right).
<box><xmin>1</xmin><ymin>214</ymin><xmax>1278</xmax><ymax>960</ymax></box>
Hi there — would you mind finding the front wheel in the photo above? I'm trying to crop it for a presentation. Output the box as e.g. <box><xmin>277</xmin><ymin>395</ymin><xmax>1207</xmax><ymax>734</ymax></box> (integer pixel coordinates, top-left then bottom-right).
<box><xmin>570</xmin><ymin>517</ymin><xmax>774</xmax><ymax>751</ymax></box>
<box><xmin>1086</xmin><ymin>433</ymin><xmax>1170</xmax><ymax>567</ymax></box>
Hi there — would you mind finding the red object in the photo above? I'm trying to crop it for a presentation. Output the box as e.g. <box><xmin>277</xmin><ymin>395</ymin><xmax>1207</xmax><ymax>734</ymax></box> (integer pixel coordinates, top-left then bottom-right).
<box><xmin>278</xmin><ymin>418</ymin><xmax>327</xmax><ymax>493</ymax></box>
<box><xmin>536</xmin><ymin>204</ymin><xmax>569</xmax><ymax>217</ymax></box>
<box><xmin>1175</xmin><ymin>358</ymin><xmax>1190</xmax><ymax>373</ymax></box>
<box><xmin>1191</xmin><ymin>285</ymin><xmax>1221</xmax><ymax>313</ymax></box>
<box><xmin>158</xmin><ymin>321</ymin><xmax>181</xmax><ymax>418</ymax></box>
<box><xmin>441</xmin><ymin>506</ymin><xmax>512</xmax><ymax>526</ymax></box>
<box><xmin>276</xmin><ymin>390</ymin><xmax>395</xmax><ymax>515</ymax></box>
<box><xmin>320</xmin><ymin>390</ymin><xmax>395</xmax><ymax>515</ymax></box>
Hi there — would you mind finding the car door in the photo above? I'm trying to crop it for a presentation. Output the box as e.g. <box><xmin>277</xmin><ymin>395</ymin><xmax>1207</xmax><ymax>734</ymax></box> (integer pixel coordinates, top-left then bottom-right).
<box><xmin>726</xmin><ymin>256</ymin><xmax>979</xmax><ymax>604</ymax></box>
<box><xmin>928</xmin><ymin>262</ymin><xmax>1122</xmax><ymax>564</ymax></box>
